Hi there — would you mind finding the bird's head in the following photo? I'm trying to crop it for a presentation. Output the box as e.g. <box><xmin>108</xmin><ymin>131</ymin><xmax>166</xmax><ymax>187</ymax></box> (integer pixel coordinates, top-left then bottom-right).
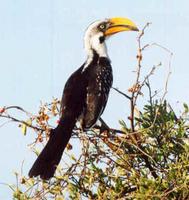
<box><xmin>84</xmin><ymin>17</ymin><xmax>139</xmax><ymax>57</ymax></box>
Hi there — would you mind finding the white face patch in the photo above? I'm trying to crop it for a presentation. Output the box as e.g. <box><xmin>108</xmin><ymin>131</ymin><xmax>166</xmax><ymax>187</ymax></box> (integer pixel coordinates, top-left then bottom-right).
<box><xmin>83</xmin><ymin>19</ymin><xmax>109</xmax><ymax>71</ymax></box>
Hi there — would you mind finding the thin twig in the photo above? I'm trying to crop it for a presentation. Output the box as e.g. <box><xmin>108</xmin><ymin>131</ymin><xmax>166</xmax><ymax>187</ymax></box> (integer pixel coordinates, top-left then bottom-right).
<box><xmin>0</xmin><ymin>114</ymin><xmax>44</xmax><ymax>132</ymax></box>
<box><xmin>112</xmin><ymin>87</ymin><xmax>131</xmax><ymax>100</ymax></box>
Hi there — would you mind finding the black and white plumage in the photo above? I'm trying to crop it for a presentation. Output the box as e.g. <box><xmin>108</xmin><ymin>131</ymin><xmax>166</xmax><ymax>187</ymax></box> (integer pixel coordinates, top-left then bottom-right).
<box><xmin>29</xmin><ymin>17</ymin><xmax>138</xmax><ymax>179</ymax></box>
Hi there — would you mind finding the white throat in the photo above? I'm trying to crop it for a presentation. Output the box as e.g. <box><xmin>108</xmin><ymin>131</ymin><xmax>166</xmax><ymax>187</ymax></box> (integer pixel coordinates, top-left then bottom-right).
<box><xmin>84</xmin><ymin>32</ymin><xmax>108</xmax><ymax>58</ymax></box>
<box><xmin>83</xmin><ymin>32</ymin><xmax>109</xmax><ymax>72</ymax></box>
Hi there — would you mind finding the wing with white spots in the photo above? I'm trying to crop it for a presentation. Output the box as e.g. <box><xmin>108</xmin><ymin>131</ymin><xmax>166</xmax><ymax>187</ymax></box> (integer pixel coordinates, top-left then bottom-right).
<box><xmin>83</xmin><ymin>58</ymin><xmax>113</xmax><ymax>128</ymax></box>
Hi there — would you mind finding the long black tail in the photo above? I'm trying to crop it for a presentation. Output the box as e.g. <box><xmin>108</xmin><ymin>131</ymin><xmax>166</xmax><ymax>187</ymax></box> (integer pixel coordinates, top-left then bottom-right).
<box><xmin>28</xmin><ymin>117</ymin><xmax>76</xmax><ymax>180</ymax></box>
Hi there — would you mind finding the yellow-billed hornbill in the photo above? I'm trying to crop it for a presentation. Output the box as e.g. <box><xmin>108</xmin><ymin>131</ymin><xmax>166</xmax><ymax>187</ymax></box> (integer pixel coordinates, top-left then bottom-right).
<box><xmin>29</xmin><ymin>17</ymin><xmax>138</xmax><ymax>179</ymax></box>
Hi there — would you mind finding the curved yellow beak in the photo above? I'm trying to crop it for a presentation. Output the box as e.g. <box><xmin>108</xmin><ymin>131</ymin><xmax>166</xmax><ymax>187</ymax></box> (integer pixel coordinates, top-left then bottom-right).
<box><xmin>105</xmin><ymin>17</ymin><xmax>139</xmax><ymax>36</ymax></box>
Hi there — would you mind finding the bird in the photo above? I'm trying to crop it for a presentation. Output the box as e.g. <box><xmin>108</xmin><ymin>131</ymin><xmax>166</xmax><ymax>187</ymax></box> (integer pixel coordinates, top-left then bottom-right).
<box><xmin>29</xmin><ymin>17</ymin><xmax>138</xmax><ymax>179</ymax></box>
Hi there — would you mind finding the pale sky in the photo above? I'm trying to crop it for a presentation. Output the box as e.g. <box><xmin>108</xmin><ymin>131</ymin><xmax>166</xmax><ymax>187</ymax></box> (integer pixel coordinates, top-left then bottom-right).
<box><xmin>0</xmin><ymin>0</ymin><xmax>189</xmax><ymax>198</ymax></box>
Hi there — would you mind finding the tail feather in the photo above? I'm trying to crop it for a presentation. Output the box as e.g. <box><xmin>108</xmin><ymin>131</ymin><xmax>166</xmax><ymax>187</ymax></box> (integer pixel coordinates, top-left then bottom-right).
<box><xmin>28</xmin><ymin>117</ymin><xmax>75</xmax><ymax>180</ymax></box>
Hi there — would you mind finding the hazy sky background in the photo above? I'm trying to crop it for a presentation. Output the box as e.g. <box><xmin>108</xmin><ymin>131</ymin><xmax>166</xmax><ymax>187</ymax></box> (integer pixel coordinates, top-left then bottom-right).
<box><xmin>0</xmin><ymin>0</ymin><xmax>189</xmax><ymax>198</ymax></box>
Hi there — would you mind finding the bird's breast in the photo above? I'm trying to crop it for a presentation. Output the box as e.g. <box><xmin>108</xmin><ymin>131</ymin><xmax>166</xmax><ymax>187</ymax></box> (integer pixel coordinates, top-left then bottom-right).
<box><xmin>95</xmin><ymin>65</ymin><xmax>113</xmax><ymax>94</ymax></box>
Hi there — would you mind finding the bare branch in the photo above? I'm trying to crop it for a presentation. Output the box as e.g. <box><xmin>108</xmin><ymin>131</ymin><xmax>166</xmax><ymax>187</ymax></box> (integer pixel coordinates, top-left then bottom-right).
<box><xmin>112</xmin><ymin>87</ymin><xmax>131</xmax><ymax>100</ymax></box>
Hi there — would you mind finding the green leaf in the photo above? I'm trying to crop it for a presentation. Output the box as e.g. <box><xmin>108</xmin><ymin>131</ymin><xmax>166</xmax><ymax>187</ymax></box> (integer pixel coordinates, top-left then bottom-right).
<box><xmin>183</xmin><ymin>103</ymin><xmax>189</xmax><ymax>113</ymax></box>
<box><xmin>21</xmin><ymin>124</ymin><xmax>27</xmax><ymax>135</ymax></box>
<box><xmin>21</xmin><ymin>119</ymin><xmax>32</xmax><ymax>136</ymax></box>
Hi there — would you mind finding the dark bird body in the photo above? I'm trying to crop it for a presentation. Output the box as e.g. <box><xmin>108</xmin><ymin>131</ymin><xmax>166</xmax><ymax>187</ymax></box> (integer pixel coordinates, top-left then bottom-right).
<box><xmin>62</xmin><ymin>52</ymin><xmax>112</xmax><ymax>129</ymax></box>
<box><xmin>29</xmin><ymin>53</ymin><xmax>112</xmax><ymax>179</ymax></box>
<box><xmin>29</xmin><ymin>17</ymin><xmax>138</xmax><ymax>179</ymax></box>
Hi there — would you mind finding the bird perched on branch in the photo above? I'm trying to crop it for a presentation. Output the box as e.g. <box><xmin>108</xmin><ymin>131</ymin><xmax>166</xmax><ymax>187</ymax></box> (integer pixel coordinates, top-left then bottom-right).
<box><xmin>29</xmin><ymin>17</ymin><xmax>138</xmax><ymax>179</ymax></box>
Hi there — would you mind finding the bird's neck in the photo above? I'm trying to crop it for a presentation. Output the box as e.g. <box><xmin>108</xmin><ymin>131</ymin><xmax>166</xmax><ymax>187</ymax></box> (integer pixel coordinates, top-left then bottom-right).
<box><xmin>83</xmin><ymin>47</ymin><xmax>108</xmax><ymax>71</ymax></box>
<box><xmin>85</xmin><ymin>32</ymin><xmax>109</xmax><ymax>57</ymax></box>
<box><xmin>86</xmin><ymin>42</ymin><xmax>108</xmax><ymax>58</ymax></box>
<box><xmin>84</xmin><ymin>36</ymin><xmax>109</xmax><ymax>69</ymax></box>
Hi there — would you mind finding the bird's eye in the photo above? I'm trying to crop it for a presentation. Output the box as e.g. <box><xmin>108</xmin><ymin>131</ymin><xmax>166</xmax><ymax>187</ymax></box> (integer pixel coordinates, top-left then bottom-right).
<box><xmin>99</xmin><ymin>23</ymin><xmax>106</xmax><ymax>30</ymax></box>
